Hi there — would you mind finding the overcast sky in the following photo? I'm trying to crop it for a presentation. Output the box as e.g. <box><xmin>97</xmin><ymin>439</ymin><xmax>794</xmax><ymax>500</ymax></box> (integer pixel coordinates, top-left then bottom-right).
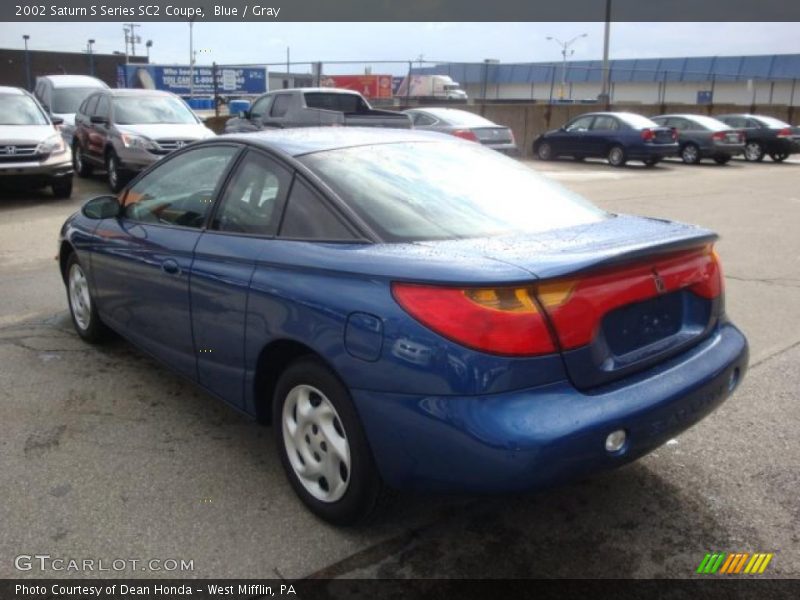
<box><xmin>2</xmin><ymin>22</ymin><xmax>798</xmax><ymax>73</ymax></box>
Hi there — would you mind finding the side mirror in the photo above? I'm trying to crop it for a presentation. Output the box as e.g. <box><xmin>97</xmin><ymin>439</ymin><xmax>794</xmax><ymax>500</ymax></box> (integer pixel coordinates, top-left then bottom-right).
<box><xmin>90</xmin><ymin>115</ymin><xmax>108</xmax><ymax>125</ymax></box>
<box><xmin>51</xmin><ymin>116</ymin><xmax>64</xmax><ymax>126</ymax></box>
<box><xmin>82</xmin><ymin>195</ymin><xmax>121</xmax><ymax>220</ymax></box>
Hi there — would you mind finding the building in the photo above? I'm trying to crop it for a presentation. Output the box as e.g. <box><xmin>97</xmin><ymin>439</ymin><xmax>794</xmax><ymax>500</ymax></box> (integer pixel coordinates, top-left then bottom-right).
<box><xmin>412</xmin><ymin>54</ymin><xmax>800</xmax><ymax>105</ymax></box>
<box><xmin>0</xmin><ymin>48</ymin><xmax>148</xmax><ymax>90</ymax></box>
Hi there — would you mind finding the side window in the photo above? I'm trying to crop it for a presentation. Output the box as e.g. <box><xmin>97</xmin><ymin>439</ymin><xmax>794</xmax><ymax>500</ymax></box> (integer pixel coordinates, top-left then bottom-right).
<box><xmin>270</xmin><ymin>95</ymin><xmax>291</xmax><ymax>118</ymax></box>
<box><xmin>212</xmin><ymin>151</ymin><xmax>292</xmax><ymax>235</ymax></box>
<box><xmin>746</xmin><ymin>118</ymin><xmax>762</xmax><ymax>129</ymax></box>
<box><xmin>590</xmin><ymin>116</ymin><xmax>619</xmax><ymax>131</ymax></box>
<box><xmin>670</xmin><ymin>118</ymin><xmax>689</xmax><ymax>130</ymax></box>
<box><xmin>565</xmin><ymin>116</ymin><xmax>594</xmax><ymax>132</ymax></box>
<box><xmin>83</xmin><ymin>95</ymin><xmax>99</xmax><ymax>117</ymax></box>
<box><xmin>94</xmin><ymin>96</ymin><xmax>110</xmax><ymax>119</ymax></box>
<box><xmin>724</xmin><ymin>117</ymin><xmax>745</xmax><ymax>128</ymax></box>
<box><xmin>279</xmin><ymin>178</ymin><xmax>356</xmax><ymax>240</ymax></box>
<box><xmin>413</xmin><ymin>113</ymin><xmax>437</xmax><ymax>126</ymax></box>
<box><xmin>123</xmin><ymin>146</ymin><xmax>239</xmax><ymax>228</ymax></box>
<box><xmin>249</xmin><ymin>95</ymin><xmax>272</xmax><ymax>119</ymax></box>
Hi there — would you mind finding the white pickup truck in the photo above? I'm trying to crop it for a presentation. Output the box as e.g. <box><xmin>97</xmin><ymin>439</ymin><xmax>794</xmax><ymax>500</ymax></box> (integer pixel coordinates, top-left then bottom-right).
<box><xmin>224</xmin><ymin>88</ymin><xmax>411</xmax><ymax>132</ymax></box>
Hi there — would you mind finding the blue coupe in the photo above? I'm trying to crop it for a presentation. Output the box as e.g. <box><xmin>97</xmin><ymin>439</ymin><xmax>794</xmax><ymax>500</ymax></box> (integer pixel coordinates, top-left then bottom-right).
<box><xmin>59</xmin><ymin>128</ymin><xmax>748</xmax><ymax>524</ymax></box>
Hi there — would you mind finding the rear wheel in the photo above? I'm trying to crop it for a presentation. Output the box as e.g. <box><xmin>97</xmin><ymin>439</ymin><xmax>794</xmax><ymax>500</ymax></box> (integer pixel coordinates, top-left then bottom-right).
<box><xmin>769</xmin><ymin>152</ymin><xmax>789</xmax><ymax>162</ymax></box>
<box><xmin>273</xmin><ymin>357</ymin><xmax>384</xmax><ymax>525</ymax></box>
<box><xmin>713</xmin><ymin>155</ymin><xmax>732</xmax><ymax>165</ymax></box>
<box><xmin>680</xmin><ymin>143</ymin><xmax>701</xmax><ymax>165</ymax></box>
<box><xmin>744</xmin><ymin>141</ymin><xmax>765</xmax><ymax>162</ymax></box>
<box><xmin>607</xmin><ymin>145</ymin><xmax>627</xmax><ymax>167</ymax></box>
<box><xmin>536</xmin><ymin>142</ymin><xmax>554</xmax><ymax>161</ymax></box>
<box><xmin>72</xmin><ymin>142</ymin><xmax>92</xmax><ymax>177</ymax></box>
<box><xmin>52</xmin><ymin>177</ymin><xmax>73</xmax><ymax>198</ymax></box>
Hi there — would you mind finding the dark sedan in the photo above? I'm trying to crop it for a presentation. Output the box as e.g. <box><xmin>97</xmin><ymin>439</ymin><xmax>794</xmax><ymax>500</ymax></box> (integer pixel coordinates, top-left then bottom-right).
<box><xmin>715</xmin><ymin>114</ymin><xmax>800</xmax><ymax>162</ymax></box>
<box><xmin>403</xmin><ymin>107</ymin><xmax>517</xmax><ymax>153</ymax></box>
<box><xmin>533</xmin><ymin>112</ymin><xmax>678</xmax><ymax>166</ymax></box>
<box><xmin>651</xmin><ymin>114</ymin><xmax>744</xmax><ymax>165</ymax></box>
<box><xmin>59</xmin><ymin>128</ymin><xmax>747</xmax><ymax>524</ymax></box>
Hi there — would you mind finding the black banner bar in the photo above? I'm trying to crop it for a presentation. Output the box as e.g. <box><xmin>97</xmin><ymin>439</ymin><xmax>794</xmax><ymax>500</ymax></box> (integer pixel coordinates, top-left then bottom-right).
<box><xmin>4</xmin><ymin>0</ymin><xmax>800</xmax><ymax>22</ymax></box>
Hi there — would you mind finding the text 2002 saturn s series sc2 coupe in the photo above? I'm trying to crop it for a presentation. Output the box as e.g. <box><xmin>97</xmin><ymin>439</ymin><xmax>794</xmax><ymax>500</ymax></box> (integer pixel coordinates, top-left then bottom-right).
<box><xmin>58</xmin><ymin>128</ymin><xmax>748</xmax><ymax>525</ymax></box>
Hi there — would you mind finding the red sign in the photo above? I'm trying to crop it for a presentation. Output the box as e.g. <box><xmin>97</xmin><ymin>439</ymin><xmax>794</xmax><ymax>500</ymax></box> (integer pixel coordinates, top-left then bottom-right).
<box><xmin>320</xmin><ymin>75</ymin><xmax>393</xmax><ymax>99</ymax></box>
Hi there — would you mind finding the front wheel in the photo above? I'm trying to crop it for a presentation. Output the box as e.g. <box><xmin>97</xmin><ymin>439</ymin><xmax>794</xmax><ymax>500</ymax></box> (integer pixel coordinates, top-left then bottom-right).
<box><xmin>680</xmin><ymin>143</ymin><xmax>701</xmax><ymax>164</ymax></box>
<box><xmin>607</xmin><ymin>145</ymin><xmax>627</xmax><ymax>167</ymax></box>
<box><xmin>65</xmin><ymin>253</ymin><xmax>111</xmax><ymax>343</ymax></box>
<box><xmin>769</xmin><ymin>152</ymin><xmax>789</xmax><ymax>162</ymax></box>
<box><xmin>72</xmin><ymin>142</ymin><xmax>93</xmax><ymax>177</ymax></box>
<box><xmin>744</xmin><ymin>141</ymin><xmax>765</xmax><ymax>162</ymax></box>
<box><xmin>273</xmin><ymin>357</ymin><xmax>385</xmax><ymax>525</ymax></box>
<box><xmin>106</xmin><ymin>151</ymin><xmax>125</xmax><ymax>192</ymax></box>
<box><xmin>536</xmin><ymin>141</ymin><xmax>554</xmax><ymax>161</ymax></box>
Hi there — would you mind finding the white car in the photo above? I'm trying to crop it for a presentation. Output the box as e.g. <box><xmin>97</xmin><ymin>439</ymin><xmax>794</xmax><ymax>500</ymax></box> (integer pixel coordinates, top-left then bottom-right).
<box><xmin>34</xmin><ymin>74</ymin><xmax>108</xmax><ymax>145</ymax></box>
<box><xmin>0</xmin><ymin>86</ymin><xmax>73</xmax><ymax>198</ymax></box>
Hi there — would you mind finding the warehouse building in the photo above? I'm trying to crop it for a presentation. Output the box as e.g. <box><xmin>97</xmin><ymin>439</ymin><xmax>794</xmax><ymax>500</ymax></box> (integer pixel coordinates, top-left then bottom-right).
<box><xmin>412</xmin><ymin>54</ymin><xmax>800</xmax><ymax>105</ymax></box>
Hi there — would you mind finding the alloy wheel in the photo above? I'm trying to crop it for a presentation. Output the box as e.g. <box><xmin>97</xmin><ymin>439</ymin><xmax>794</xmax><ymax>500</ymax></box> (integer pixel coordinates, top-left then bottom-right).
<box><xmin>108</xmin><ymin>155</ymin><xmax>119</xmax><ymax>189</ymax></box>
<box><xmin>282</xmin><ymin>384</ymin><xmax>351</xmax><ymax>503</ymax></box>
<box><xmin>681</xmin><ymin>144</ymin><xmax>700</xmax><ymax>164</ymax></box>
<box><xmin>68</xmin><ymin>263</ymin><xmax>92</xmax><ymax>331</ymax></box>
<box><xmin>744</xmin><ymin>142</ymin><xmax>764</xmax><ymax>162</ymax></box>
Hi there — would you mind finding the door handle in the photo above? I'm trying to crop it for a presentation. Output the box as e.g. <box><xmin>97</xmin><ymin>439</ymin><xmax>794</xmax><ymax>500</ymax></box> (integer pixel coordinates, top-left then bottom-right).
<box><xmin>161</xmin><ymin>259</ymin><xmax>181</xmax><ymax>275</ymax></box>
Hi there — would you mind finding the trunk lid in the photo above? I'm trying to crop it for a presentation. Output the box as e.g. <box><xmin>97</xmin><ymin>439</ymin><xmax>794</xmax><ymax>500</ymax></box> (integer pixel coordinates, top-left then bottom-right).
<box><xmin>472</xmin><ymin>126</ymin><xmax>514</xmax><ymax>145</ymax></box>
<box><xmin>421</xmin><ymin>215</ymin><xmax>722</xmax><ymax>389</ymax></box>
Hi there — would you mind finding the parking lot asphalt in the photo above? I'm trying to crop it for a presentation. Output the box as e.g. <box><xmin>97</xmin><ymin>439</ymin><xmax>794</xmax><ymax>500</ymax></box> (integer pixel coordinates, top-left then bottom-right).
<box><xmin>1</xmin><ymin>157</ymin><xmax>798</xmax><ymax>580</ymax></box>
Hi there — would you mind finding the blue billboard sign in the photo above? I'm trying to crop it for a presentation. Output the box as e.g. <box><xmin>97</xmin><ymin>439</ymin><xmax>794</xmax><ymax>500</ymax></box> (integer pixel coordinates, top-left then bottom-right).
<box><xmin>116</xmin><ymin>64</ymin><xmax>268</xmax><ymax>96</ymax></box>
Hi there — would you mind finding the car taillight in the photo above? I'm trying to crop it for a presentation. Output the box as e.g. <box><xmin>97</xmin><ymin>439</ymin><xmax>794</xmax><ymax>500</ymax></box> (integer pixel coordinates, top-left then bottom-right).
<box><xmin>712</xmin><ymin>131</ymin><xmax>726</xmax><ymax>141</ymax></box>
<box><xmin>452</xmin><ymin>129</ymin><xmax>479</xmax><ymax>142</ymax></box>
<box><xmin>776</xmin><ymin>127</ymin><xmax>793</xmax><ymax>138</ymax></box>
<box><xmin>641</xmin><ymin>128</ymin><xmax>655</xmax><ymax>142</ymax></box>
<box><xmin>671</xmin><ymin>127</ymin><xmax>678</xmax><ymax>141</ymax></box>
<box><xmin>391</xmin><ymin>283</ymin><xmax>557</xmax><ymax>356</ymax></box>
<box><xmin>534</xmin><ymin>245</ymin><xmax>723</xmax><ymax>350</ymax></box>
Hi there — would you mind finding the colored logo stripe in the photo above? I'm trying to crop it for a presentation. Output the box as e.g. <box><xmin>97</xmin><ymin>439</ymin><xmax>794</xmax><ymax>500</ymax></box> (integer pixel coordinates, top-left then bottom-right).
<box><xmin>697</xmin><ymin>552</ymin><xmax>774</xmax><ymax>574</ymax></box>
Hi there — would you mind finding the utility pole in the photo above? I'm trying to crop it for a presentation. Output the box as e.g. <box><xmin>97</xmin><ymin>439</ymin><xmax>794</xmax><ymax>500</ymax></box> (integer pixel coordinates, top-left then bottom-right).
<box><xmin>146</xmin><ymin>40</ymin><xmax>152</xmax><ymax>62</ymax></box>
<box><xmin>87</xmin><ymin>39</ymin><xmax>95</xmax><ymax>76</ymax></box>
<box><xmin>600</xmin><ymin>0</ymin><xmax>612</xmax><ymax>107</ymax></box>
<box><xmin>546</xmin><ymin>33</ymin><xmax>587</xmax><ymax>101</ymax></box>
<box><xmin>22</xmin><ymin>34</ymin><xmax>31</xmax><ymax>90</ymax></box>
<box><xmin>188</xmin><ymin>19</ymin><xmax>195</xmax><ymax>98</ymax></box>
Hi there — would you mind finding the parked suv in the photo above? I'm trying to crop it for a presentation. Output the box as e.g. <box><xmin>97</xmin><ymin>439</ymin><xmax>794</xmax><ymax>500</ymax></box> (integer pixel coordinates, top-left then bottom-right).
<box><xmin>33</xmin><ymin>75</ymin><xmax>108</xmax><ymax>145</ymax></box>
<box><xmin>72</xmin><ymin>89</ymin><xmax>216</xmax><ymax>191</ymax></box>
<box><xmin>0</xmin><ymin>86</ymin><xmax>73</xmax><ymax>198</ymax></box>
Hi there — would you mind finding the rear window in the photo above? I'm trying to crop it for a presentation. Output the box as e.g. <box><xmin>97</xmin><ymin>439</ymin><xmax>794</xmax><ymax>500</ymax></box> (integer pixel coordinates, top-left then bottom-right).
<box><xmin>616</xmin><ymin>113</ymin><xmax>659</xmax><ymax>129</ymax></box>
<box><xmin>432</xmin><ymin>110</ymin><xmax>495</xmax><ymax>127</ymax></box>
<box><xmin>686</xmin><ymin>115</ymin><xmax>731</xmax><ymax>130</ymax></box>
<box><xmin>304</xmin><ymin>92</ymin><xmax>367</xmax><ymax>113</ymax></box>
<box><xmin>753</xmin><ymin>115</ymin><xmax>791</xmax><ymax>129</ymax></box>
<box><xmin>300</xmin><ymin>141</ymin><xmax>606</xmax><ymax>242</ymax></box>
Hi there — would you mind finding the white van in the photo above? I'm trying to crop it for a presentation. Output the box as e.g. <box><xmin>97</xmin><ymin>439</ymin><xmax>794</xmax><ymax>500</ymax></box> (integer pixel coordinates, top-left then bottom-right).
<box><xmin>34</xmin><ymin>75</ymin><xmax>109</xmax><ymax>143</ymax></box>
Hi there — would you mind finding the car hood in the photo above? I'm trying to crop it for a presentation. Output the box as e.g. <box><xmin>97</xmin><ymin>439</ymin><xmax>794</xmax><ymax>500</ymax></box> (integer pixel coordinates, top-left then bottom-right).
<box><xmin>0</xmin><ymin>124</ymin><xmax>58</xmax><ymax>144</ymax></box>
<box><xmin>115</xmin><ymin>123</ymin><xmax>215</xmax><ymax>140</ymax></box>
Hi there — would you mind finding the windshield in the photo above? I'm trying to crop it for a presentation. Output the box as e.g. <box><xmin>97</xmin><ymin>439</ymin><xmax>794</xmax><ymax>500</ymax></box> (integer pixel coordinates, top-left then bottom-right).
<box><xmin>113</xmin><ymin>96</ymin><xmax>198</xmax><ymax>125</ymax></box>
<box><xmin>0</xmin><ymin>94</ymin><xmax>48</xmax><ymax>125</ymax></box>
<box><xmin>52</xmin><ymin>87</ymin><xmax>99</xmax><ymax>114</ymax></box>
<box><xmin>754</xmin><ymin>115</ymin><xmax>791</xmax><ymax>129</ymax></box>
<box><xmin>301</xmin><ymin>141</ymin><xmax>606</xmax><ymax>242</ymax></box>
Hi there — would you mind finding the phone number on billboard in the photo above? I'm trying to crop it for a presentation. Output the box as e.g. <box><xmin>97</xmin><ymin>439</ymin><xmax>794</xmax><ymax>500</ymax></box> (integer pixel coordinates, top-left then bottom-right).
<box><xmin>15</xmin><ymin>5</ymin><xmax>207</xmax><ymax>18</ymax></box>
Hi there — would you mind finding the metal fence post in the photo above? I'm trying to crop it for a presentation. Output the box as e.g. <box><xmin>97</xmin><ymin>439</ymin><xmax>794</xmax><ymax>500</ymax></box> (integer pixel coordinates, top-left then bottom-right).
<box><xmin>212</xmin><ymin>62</ymin><xmax>219</xmax><ymax>118</ymax></box>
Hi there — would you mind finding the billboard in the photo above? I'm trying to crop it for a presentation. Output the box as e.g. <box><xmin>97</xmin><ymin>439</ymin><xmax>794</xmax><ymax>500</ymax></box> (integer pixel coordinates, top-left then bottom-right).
<box><xmin>319</xmin><ymin>75</ymin><xmax>393</xmax><ymax>99</ymax></box>
<box><xmin>116</xmin><ymin>64</ymin><xmax>268</xmax><ymax>95</ymax></box>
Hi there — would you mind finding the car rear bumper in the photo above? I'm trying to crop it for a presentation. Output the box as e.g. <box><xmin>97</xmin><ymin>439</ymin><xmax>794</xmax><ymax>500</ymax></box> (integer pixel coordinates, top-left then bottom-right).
<box><xmin>706</xmin><ymin>143</ymin><xmax>744</xmax><ymax>157</ymax></box>
<box><xmin>482</xmin><ymin>142</ymin><xmax>518</xmax><ymax>155</ymax></box>
<box><xmin>351</xmin><ymin>322</ymin><xmax>748</xmax><ymax>492</ymax></box>
<box><xmin>628</xmin><ymin>144</ymin><xmax>679</xmax><ymax>159</ymax></box>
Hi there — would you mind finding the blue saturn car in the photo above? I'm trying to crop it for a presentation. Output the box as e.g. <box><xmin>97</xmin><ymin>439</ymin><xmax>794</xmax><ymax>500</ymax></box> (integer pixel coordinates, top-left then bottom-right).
<box><xmin>59</xmin><ymin>128</ymin><xmax>748</xmax><ymax>524</ymax></box>
<box><xmin>533</xmin><ymin>111</ymin><xmax>679</xmax><ymax>166</ymax></box>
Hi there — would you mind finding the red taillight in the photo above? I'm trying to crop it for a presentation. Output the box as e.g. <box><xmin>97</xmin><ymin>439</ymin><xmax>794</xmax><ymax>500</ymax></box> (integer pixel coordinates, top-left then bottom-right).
<box><xmin>712</xmin><ymin>131</ymin><xmax>726</xmax><ymax>141</ymax></box>
<box><xmin>452</xmin><ymin>129</ymin><xmax>479</xmax><ymax>142</ymax></box>
<box><xmin>777</xmin><ymin>127</ymin><xmax>793</xmax><ymax>138</ymax></box>
<box><xmin>535</xmin><ymin>246</ymin><xmax>723</xmax><ymax>350</ymax></box>
<box><xmin>641</xmin><ymin>128</ymin><xmax>655</xmax><ymax>142</ymax></box>
<box><xmin>671</xmin><ymin>127</ymin><xmax>678</xmax><ymax>141</ymax></box>
<box><xmin>391</xmin><ymin>283</ymin><xmax>557</xmax><ymax>356</ymax></box>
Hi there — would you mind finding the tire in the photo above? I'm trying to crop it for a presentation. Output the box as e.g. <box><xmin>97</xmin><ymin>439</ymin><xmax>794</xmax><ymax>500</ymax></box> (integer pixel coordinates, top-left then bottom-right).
<box><xmin>52</xmin><ymin>177</ymin><xmax>73</xmax><ymax>198</ymax></box>
<box><xmin>607</xmin><ymin>145</ymin><xmax>627</xmax><ymax>167</ymax></box>
<box><xmin>72</xmin><ymin>142</ymin><xmax>93</xmax><ymax>177</ymax></box>
<box><xmin>273</xmin><ymin>356</ymin><xmax>384</xmax><ymax>525</ymax></box>
<box><xmin>744</xmin><ymin>141</ymin><xmax>765</xmax><ymax>162</ymax></box>
<box><xmin>713</xmin><ymin>155</ymin><xmax>732</xmax><ymax>165</ymax></box>
<box><xmin>643</xmin><ymin>157</ymin><xmax>661</xmax><ymax>167</ymax></box>
<box><xmin>536</xmin><ymin>141</ymin><xmax>554</xmax><ymax>161</ymax></box>
<box><xmin>680</xmin><ymin>143</ymin><xmax>701</xmax><ymax>165</ymax></box>
<box><xmin>106</xmin><ymin>150</ymin><xmax>124</xmax><ymax>193</ymax></box>
<box><xmin>65</xmin><ymin>252</ymin><xmax>111</xmax><ymax>343</ymax></box>
<box><xmin>769</xmin><ymin>152</ymin><xmax>789</xmax><ymax>163</ymax></box>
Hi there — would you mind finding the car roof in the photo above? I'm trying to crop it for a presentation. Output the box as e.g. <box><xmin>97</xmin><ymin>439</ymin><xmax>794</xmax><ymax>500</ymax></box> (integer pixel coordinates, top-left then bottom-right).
<box><xmin>99</xmin><ymin>89</ymin><xmax>177</xmax><ymax>98</ymax></box>
<box><xmin>272</xmin><ymin>87</ymin><xmax>362</xmax><ymax>95</ymax></box>
<box><xmin>221</xmin><ymin>127</ymin><xmax>454</xmax><ymax>157</ymax></box>
<box><xmin>0</xmin><ymin>86</ymin><xmax>26</xmax><ymax>96</ymax></box>
<box><xmin>406</xmin><ymin>107</ymin><xmax>471</xmax><ymax>116</ymax></box>
<box><xmin>37</xmin><ymin>75</ymin><xmax>108</xmax><ymax>88</ymax></box>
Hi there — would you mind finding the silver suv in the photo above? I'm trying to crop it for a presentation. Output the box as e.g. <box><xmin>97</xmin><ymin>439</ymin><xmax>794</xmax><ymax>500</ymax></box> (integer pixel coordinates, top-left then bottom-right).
<box><xmin>0</xmin><ymin>86</ymin><xmax>73</xmax><ymax>198</ymax></box>
<box><xmin>33</xmin><ymin>74</ymin><xmax>108</xmax><ymax>145</ymax></box>
<box><xmin>72</xmin><ymin>89</ymin><xmax>216</xmax><ymax>191</ymax></box>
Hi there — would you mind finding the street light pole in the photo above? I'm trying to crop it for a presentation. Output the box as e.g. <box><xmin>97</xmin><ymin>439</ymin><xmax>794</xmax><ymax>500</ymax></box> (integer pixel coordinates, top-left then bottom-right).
<box><xmin>87</xmin><ymin>39</ymin><xmax>95</xmax><ymax>76</ymax></box>
<box><xmin>600</xmin><ymin>0</ymin><xmax>612</xmax><ymax>107</ymax></box>
<box><xmin>546</xmin><ymin>33</ymin><xmax>587</xmax><ymax>101</ymax></box>
<box><xmin>146</xmin><ymin>40</ymin><xmax>152</xmax><ymax>62</ymax></box>
<box><xmin>23</xmin><ymin>34</ymin><xmax>31</xmax><ymax>90</ymax></box>
<box><xmin>189</xmin><ymin>19</ymin><xmax>195</xmax><ymax>98</ymax></box>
